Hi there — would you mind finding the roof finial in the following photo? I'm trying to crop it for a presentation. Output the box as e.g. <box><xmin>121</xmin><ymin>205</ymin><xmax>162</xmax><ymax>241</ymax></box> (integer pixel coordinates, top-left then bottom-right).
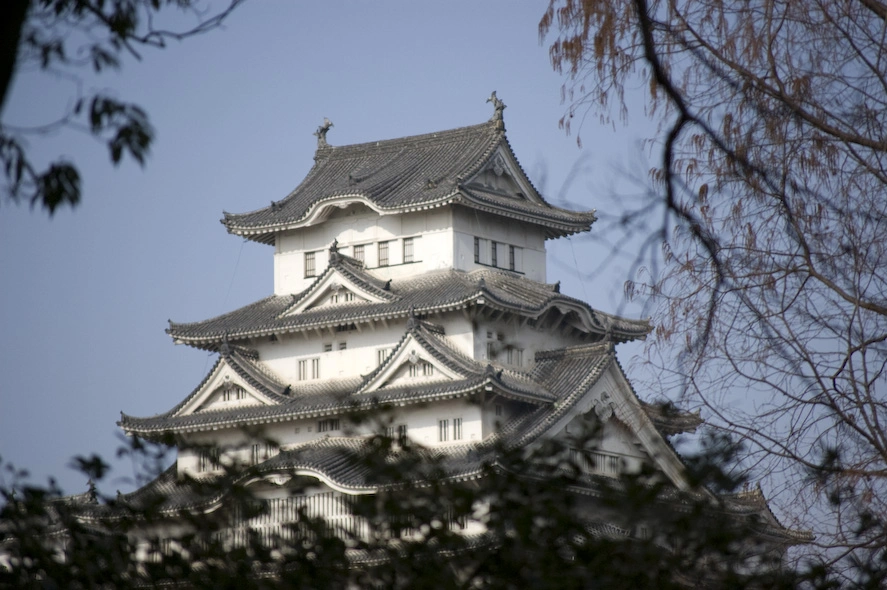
<box><xmin>487</xmin><ymin>91</ymin><xmax>506</xmax><ymax>130</ymax></box>
<box><xmin>329</xmin><ymin>239</ymin><xmax>340</xmax><ymax>264</ymax></box>
<box><xmin>314</xmin><ymin>117</ymin><xmax>333</xmax><ymax>148</ymax></box>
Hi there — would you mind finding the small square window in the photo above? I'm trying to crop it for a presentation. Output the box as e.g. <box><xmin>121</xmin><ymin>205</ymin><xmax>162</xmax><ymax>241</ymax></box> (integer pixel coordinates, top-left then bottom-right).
<box><xmin>338</xmin><ymin>342</ymin><xmax>347</xmax><ymax>350</ymax></box>
<box><xmin>323</xmin><ymin>343</ymin><xmax>333</xmax><ymax>352</ymax></box>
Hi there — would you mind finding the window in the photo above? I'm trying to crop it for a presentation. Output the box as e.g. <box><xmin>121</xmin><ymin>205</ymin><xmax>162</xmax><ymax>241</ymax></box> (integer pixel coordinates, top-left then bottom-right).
<box><xmin>317</xmin><ymin>418</ymin><xmax>341</xmax><ymax>432</ymax></box>
<box><xmin>495</xmin><ymin>404</ymin><xmax>503</xmax><ymax>417</ymax></box>
<box><xmin>353</xmin><ymin>244</ymin><xmax>365</xmax><ymax>263</ymax></box>
<box><xmin>439</xmin><ymin>419</ymin><xmax>449</xmax><ymax>442</ymax></box>
<box><xmin>403</xmin><ymin>237</ymin><xmax>414</xmax><ymax>263</ymax></box>
<box><xmin>338</xmin><ymin>342</ymin><xmax>347</xmax><ymax>350</ymax></box>
<box><xmin>507</xmin><ymin>348</ymin><xmax>524</xmax><ymax>366</ymax></box>
<box><xmin>343</xmin><ymin>292</ymin><xmax>354</xmax><ymax>302</ymax></box>
<box><xmin>423</xmin><ymin>363</ymin><xmax>434</xmax><ymax>377</ymax></box>
<box><xmin>378</xmin><ymin>241</ymin><xmax>389</xmax><ymax>266</ymax></box>
<box><xmin>298</xmin><ymin>357</ymin><xmax>320</xmax><ymax>381</ymax></box>
<box><xmin>222</xmin><ymin>385</ymin><xmax>246</xmax><ymax>402</ymax></box>
<box><xmin>323</xmin><ymin>343</ymin><xmax>333</xmax><ymax>353</ymax></box>
<box><xmin>486</xmin><ymin>342</ymin><xmax>496</xmax><ymax>360</ymax></box>
<box><xmin>377</xmin><ymin>348</ymin><xmax>393</xmax><ymax>366</ymax></box>
<box><xmin>304</xmin><ymin>251</ymin><xmax>317</xmax><ymax>277</ymax></box>
<box><xmin>409</xmin><ymin>362</ymin><xmax>433</xmax><ymax>378</ymax></box>
<box><xmin>491</xmin><ymin>241</ymin><xmax>498</xmax><ymax>267</ymax></box>
<box><xmin>474</xmin><ymin>237</ymin><xmax>480</xmax><ymax>263</ymax></box>
<box><xmin>198</xmin><ymin>449</ymin><xmax>219</xmax><ymax>472</ymax></box>
<box><xmin>453</xmin><ymin>418</ymin><xmax>463</xmax><ymax>440</ymax></box>
<box><xmin>251</xmin><ymin>443</ymin><xmax>270</xmax><ymax>465</ymax></box>
<box><xmin>387</xmin><ymin>424</ymin><xmax>408</xmax><ymax>440</ymax></box>
<box><xmin>474</xmin><ymin>237</ymin><xmax>489</xmax><ymax>264</ymax></box>
<box><xmin>409</xmin><ymin>364</ymin><xmax>420</xmax><ymax>378</ymax></box>
<box><xmin>509</xmin><ymin>245</ymin><xmax>516</xmax><ymax>270</ymax></box>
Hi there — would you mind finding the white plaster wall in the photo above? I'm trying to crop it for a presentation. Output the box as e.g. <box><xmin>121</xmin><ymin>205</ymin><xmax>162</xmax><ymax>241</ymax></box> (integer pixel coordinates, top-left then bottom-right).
<box><xmin>274</xmin><ymin>207</ymin><xmax>455</xmax><ymax>294</ymax></box>
<box><xmin>255</xmin><ymin>320</ymin><xmax>409</xmax><ymax>383</ymax></box>
<box><xmin>472</xmin><ymin>317</ymin><xmax>587</xmax><ymax>370</ymax></box>
<box><xmin>451</xmin><ymin>207</ymin><xmax>547</xmax><ymax>281</ymax></box>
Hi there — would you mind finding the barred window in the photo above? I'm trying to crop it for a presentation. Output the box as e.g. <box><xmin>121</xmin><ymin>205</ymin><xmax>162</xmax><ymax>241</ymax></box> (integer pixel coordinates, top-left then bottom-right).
<box><xmin>403</xmin><ymin>237</ymin><xmax>414</xmax><ymax>263</ymax></box>
<box><xmin>298</xmin><ymin>357</ymin><xmax>320</xmax><ymax>381</ymax></box>
<box><xmin>474</xmin><ymin>237</ymin><xmax>480</xmax><ymax>263</ymax></box>
<box><xmin>439</xmin><ymin>419</ymin><xmax>449</xmax><ymax>442</ymax></box>
<box><xmin>491</xmin><ymin>241</ymin><xmax>498</xmax><ymax>267</ymax></box>
<box><xmin>338</xmin><ymin>342</ymin><xmax>347</xmax><ymax>350</ymax></box>
<box><xmin>509</xmin><ymin>245</ymin><xmax>516</xmax><ymax>270</ymax></box>
<box><xmin>377</xmin><ymin>348</ymin><xmax>393</xmax><ymax>366</ymax></box>
<box><xmin>198</xmin><ymin>449</ymin><xmax>220</xmax><ymax>472</ymax></box>
<box><xmin>317</xmin><ymin>418</ymin><xmax>340</xmax><ymax>433</ymax></box>
<box><xmin>453</xmin><ymin>418</ymin><xmax>463</xmax><ymax>440</ymax></box>
<box><xmin>304</xmin><ymin>251</ymin><xmax>317</xmax><ymax>277</ymax></box>
<box><xmin>353</xmin><ymin>244</ymin><xmax>365</xmax><ymax>263</ymax></box>
<box><xmin>378</xmin><ymin>241</ymin><xmax>389</xmax><ymax>266</ymax></box>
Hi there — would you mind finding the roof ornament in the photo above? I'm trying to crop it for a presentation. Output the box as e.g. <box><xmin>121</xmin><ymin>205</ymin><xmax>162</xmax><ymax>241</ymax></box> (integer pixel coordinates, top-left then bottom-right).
<box><xmin>553</xmin><ymin>280</ymin><xmax>561</xmax><ymax>293</ymax></box>
<box><xmin>406</xmin><ymin>306</ymin><xmax>418</xmax><ymax>330</ymax></box>
<box><xmin>329</xmin><ymin>239</ymin><xmax>340</xmax><ymax>264</ymax></box>
<box><xmin>487</xmin><ymin>91</ymin><xmax>506</xmax><ymax>130</ymax></box>
<box><xmin>220</xmin><ymin>333</ymin><xmax>231</xmax><ymax>355</ymax></box>
<box><xmin>314</xmin><ymin>117</ymin><xmax>334</xmax><ymax>148</ymax></box>
<box><xmin>383</xmin><ymin>279</ymin><xmax>392</xmax><ymax>291</ymax></box>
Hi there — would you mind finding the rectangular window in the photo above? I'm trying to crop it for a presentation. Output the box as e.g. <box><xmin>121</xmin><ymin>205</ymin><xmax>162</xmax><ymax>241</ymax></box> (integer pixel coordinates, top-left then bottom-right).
<box><xmin>377</xmin><ymin>348</ymin><xmax>393</xmax><ymax>366</ymax></box>
<box><xmin>198</xmin><ymin>449</ymin><xmax>219</xmax><ymax>472</ymax></box>
<box><xmin>453</xmin><ymin>418</ymin><xmax>463</xmax><ymax>440</ymax></box>
<box><xmin>317</xmin><ymin>418</ymin><xmax>340</xmax><ymax>433</ymax></box>
<box><xmin>509</xmin><ymin>245</ymin><xmax>516</xmax><ymax>270</ymax></box>
<box><xmin>495</xmin><ymin>404</ymin><xmax>503</xmax><ymax>417</ymax></box>
<box><xmin>506</xmin><ymin>348</ymin><xmax>524</xmax><ymax>366</ymax></box>
<box><xmin>474</xmin><ymin>237</ymin><xmax>480</xmax><ymax>263</ymax></box>
<box><xmin>378</xmin><ymin>241</ymin><xmax>389</xmax><ymax>266</ymax></box>
<box><xmin>486</xmin><ymin>342</ymin><xmax>496</xmax><ymax>360</ymax></box>
<box><xmin>323</xmin><ymin>343</ymin><xmax>333</xmax><ymax>353</ymax></box>
<box><xmin>386</xmin><ymin>424</ymin><xmax>408</xmax><ymax>441</ymax></box>
<box><xmin>343</xmin><ymin>292</ymin><xmax>354</xmax><ymax>302</ymax></box>
<box><xmin>438</xmin><ymin>419</ymin><xmax>449</xmax><ymax>442</ymax></box>
<box><xmin>512</xmin><ymin>246</ymin><xmax>523</xmax><ymax>272</ymax></box>
<box><xmin>422</xmin><ymin>363</ymin><xmax>434</xmax><ymax>377</ymax></box>
<box><xmin>304</xmin><ymin>251</ymin><xmax>317</xmax><ymax>277</ymax></box>
<box><xmin>409</xmin><ymin>364</ymin><xmax>420</xmax><ymax>378</ymax></box>
<box><xmin>491</xmin><ymin>241</ymin><xmax>498</xmax><ymax>267</ymax></box>
<box><xmin>353</xmin><ymin>244</ymin><xmax>365</xmax><ymax>263</ymax></box>
<box><xmin>299</xmin><ymin>358</ymin><xmax>320</xmax><ymax>381</ymax></box>
<box><xmin>397</xmin><ymin>424</ymin><xmax>408</xmax><ymax>439</ymax></box>
<box><xmin>251</xmin><ymin>443</ymin><xmax>268</xmax><ymax>465</ymax></box>
<box><xmin>403</xmin><ymin>237</ymin><xmax>414</xmax><ymax>263</ymax></box>
<box><xmin>338</xmin><ymin>342</ymin><xmax>347</xmax><ymax>350</ymax></box>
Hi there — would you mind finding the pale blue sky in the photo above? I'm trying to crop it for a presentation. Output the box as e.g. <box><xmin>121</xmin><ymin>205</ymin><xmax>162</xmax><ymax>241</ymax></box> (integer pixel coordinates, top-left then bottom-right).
<box><xmin>0</xmin><ymin>2</ymin><xmax>656</xmax><ymax>494</ymax></box>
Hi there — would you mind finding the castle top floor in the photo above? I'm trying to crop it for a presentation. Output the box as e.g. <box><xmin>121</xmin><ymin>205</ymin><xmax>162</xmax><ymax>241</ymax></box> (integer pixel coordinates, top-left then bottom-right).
<box><xmin>220</xmin><ymin>114</ymin><xmax>596</xmax><ymax>294</ymax></box>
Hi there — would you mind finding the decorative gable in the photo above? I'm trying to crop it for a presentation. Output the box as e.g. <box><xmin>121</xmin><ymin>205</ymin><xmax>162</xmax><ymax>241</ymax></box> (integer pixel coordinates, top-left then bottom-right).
<box><xmin>281</xmin><ymin>260</ymin><xmax>395</xmax><ymax>317</ymax></box>
<box><xmin>465</xmin><ymin>147</ymin><xmax>543</xmax><ymax>204</ymax></box>
<box><xmin>360</xmin><ymin>334</ymin><xmax>466</xmax><ymax>394</ymax></box>
<box><xmin>174</xmin><ymin>358</ymin><xmax>279</xmax><ymax>417</ymax></box>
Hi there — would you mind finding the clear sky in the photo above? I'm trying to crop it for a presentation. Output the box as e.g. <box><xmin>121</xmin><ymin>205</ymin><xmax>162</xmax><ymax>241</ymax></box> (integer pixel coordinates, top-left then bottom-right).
<box><xmin>0</xmin><ymin>2</ymin><xmax>656</xmax><ymax>494</ymax></box>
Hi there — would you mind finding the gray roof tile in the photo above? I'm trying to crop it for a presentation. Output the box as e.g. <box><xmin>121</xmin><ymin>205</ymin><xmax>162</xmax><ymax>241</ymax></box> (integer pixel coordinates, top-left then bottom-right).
<box><xmin>222</xmin><ymin>120</ymin><xmax>595</xmax><ymax>243</ymax></box>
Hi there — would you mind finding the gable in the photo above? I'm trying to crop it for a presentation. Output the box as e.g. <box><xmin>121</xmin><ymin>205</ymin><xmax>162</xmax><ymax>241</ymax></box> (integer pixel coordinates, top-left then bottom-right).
<box><xmin>542</xmin><ymin>362</ymin><xmax>692</xmax><ymax>490</ymax></box>
<box><xmin>282</xmin><ymin>268</ymin><xmax>391</xmax><ymax>316</ymax></box>
<box><xmin>360</xmin><ymin>334</ymin><xmax>467</xmax><ymax>394</ymax></box>
<box><xmin>465</xmin><ymin>147</ymin><xmax>543</xmax><ymax>204</ymax></box>
<box><xmin>173</xmin><ymin>358</ymin><xmax>279</xmax><ymax>417</ymax></box>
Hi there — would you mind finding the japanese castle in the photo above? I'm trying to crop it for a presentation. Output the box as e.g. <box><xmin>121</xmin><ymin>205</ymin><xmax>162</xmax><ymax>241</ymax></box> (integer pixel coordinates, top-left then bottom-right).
<box><xmin>96</xmin><ymin>97</ymin><xmax>801</xmax><ymax>555</ymax></box>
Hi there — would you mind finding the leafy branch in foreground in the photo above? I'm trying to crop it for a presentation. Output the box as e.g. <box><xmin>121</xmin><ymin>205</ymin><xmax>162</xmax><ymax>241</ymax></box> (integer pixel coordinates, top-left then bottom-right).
<box><xmin>0</xmin><ymin>0</ymin><xmax>245</xmax><ymax>214</ymax></box>
<box><xmin>4</xmin><ymin>421</ymin><xmax>882</xmax><ymax>588</ymax></box>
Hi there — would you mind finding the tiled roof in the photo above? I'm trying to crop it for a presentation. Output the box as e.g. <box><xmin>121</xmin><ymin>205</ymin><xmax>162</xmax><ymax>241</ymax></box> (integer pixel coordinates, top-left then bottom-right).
<box><xmin>167</xmin><ymin>257</ymin><xmax>650</xmax><ymax>349</ymax></box>
<box><xmin>121</xmin><ymin>320</ymin><xmax>553</xmax><ymax>435</ymax></box>
<box><xmin>221</xmin><ymin>120</ymin><xmax>595</xmax><ymax>244</ymax></box>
